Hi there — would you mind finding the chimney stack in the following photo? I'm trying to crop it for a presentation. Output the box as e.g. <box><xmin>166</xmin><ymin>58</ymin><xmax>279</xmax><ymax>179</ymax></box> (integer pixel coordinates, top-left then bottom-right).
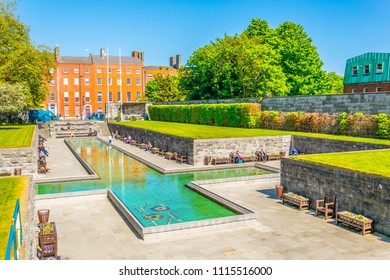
<box><xmin>100</xmin><ymin>48</ymin><xmax>105</xmax><ymax>58</ymax></box>
<box><xmin>140</xmin><ymin>52</ymin><xmax>144</xmax><ymax>63</ymax></box>
<box><xmin>132</xmin><ymin>50</ymin><xmax>139</xmax><ymax>58</ymax></box>
<box><xmin>54</xmin><ymin>44</ymin><xmax>60</xmax><ymax>61</ymax></box>
<box><xmin>175</xmin><ymin>54</ymin><xmax>181</xmax><ymax>69</ymax></box>
<box><xmin>169</xmin><ymin>56</ymin><xmax>175</xmax><ymax>67</ymax></box>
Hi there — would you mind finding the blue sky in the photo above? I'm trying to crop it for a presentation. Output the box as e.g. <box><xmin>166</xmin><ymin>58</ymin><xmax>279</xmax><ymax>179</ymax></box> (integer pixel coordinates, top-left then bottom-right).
<box><xmin>15</xmin><ymin>0</ymin><xmax>390</xmax><ymax>75</ymax></box>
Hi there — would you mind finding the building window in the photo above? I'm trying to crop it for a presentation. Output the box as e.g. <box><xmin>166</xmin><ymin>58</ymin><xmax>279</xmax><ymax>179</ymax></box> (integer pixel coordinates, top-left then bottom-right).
<box><xmin>136</xmin><ymin>69</ymin><xmax>141</xmax><ymax>74</ymax></box>
<box><xmin>126</xmin><ymin>78</ymin><xmax>131</xmax><ymax>85</ymax></box>
<box><xmin>126</xmin><ymin>69</ymin><xmax>131</xmax><ymax>74</ymax></box>
<box><xmin>75</xmin><ymin>106</ymin><xmax>80</xmax><ymax>117</ymax></box>
<box><xmin>97</xmin><ymin>78</ymin><xmax>102</xmax><ymax>85</ymax></box>
<box><xmin>97</xmin><ymin>107</ymin><xmax>103</xmax><ymax>113</ymax></box>
<box><xmin>74</xmin><ymin>78</ymin><xmax>79</xmax><ymax>85</ymax></box>
<box><xmin>108</xmin><ymin>92</ymin><xmax>112</xmax><ymax>102</ymax></box>
<box><xmin>75</xmin><ymin>91</ymin><xmax>80</xmax><ymax>102</ymax></box>
<box><xmin>352</xmin><ymin>89</ymin><xmax>357</xmax><ymax>93</ymax></box>
<box><xmin>117</xmin><ymin>92</ymin><xmax>121</xmax><ymax>101</ymax></box>
<box><xmin>84</xmin><ymin>68</ymin><xmax>89</xmax><ymax>74</ymax></box>
<box><xmin>363</xmin><ymin>87</ymin><xmax>369</xmax><ymax>93</ymax></box>
<box><xmin>136</xmin><ymin>78</ymin><xmax>141</xmax><ymax>86</ymax></box>
<box><xmin>376</xmin><ymin>87</ymin><xmax>382</xmax><ymax>92</ymax></box>
<box><xmin>136</xmin><ymin>92</ymin><xmax>141</xmax><ymax>99</ymax></box>
<box><xmin>363</xmin><ymin>64</ymin><xmax>370</xmax><ymax>75</ymax></box>
<box><xmin>352</xmin><ymin>66</ymin><xmax>358</xmax><ymax>76</ymax></box>
<box><xmin>147</xmin><ymin>73</ymin><xmax>153</xmax><ymax>78</ymax></box>
<box><xmin>117</xmin><ymin>78</ymin><xmax>121</xmax><ymax>85</ymax></box>
<box><xmin>63</xmin><ymin>78</ymin><xmax>68</xmax><ymax>85</ymax></box>
<box><xmin>74</xmin><ymin>68</ymin><xmax>79</xmax><ymax>73</ymax></box>
<box><xmin>50</xmin><ymin>79</ymin><xmax>55</xmax><ymax>86</ymax></box>
<box><xmin>85</xmin><ymin>78</ymin><xmax>90</xmax><ymax>85</ymax></box>
<box><xmin>85</xmin><ymin>92</ymin><xmax>90</xmax><ymax>103</ymax></box>
<box><xmin>126</xmin><ymin>92</ymin><xmax>132</xmax><ymax>101</ymax></box>
<box><xmin>97</xmin><ymin>91</ymin><xmax>102</xmax><ymax>102</ymax></box>
<box><xmin>64</xmin><ymin>91</ymin><xmax>69</xmax><ymax>103</ymax></box>
<box><xmin>63</xmin><ymin>68</ymin><xmax>68</xmax><ymax>73</ymax></box>
<box><xmin>64</xmin><ymin>106</ymin><xmax>69</xmax><ymax>117</ymax></box>
<box><xmin>376</xmin><ymin>63</ymin><xmax>383</xmax><ymax>74</ymax></box>
<box><xmin>50</xmin><ymin>91</ymin><xmax>55</xmax><ymax>101</ymax></box>
<box><xmin>108</xmin><ymin>78</ymin><xmax>112</xmax><ymax>85</ymax></box>
<box><xmin>49</xmin><ymin>67</ymin><xmax>54</xmax><ymax>74</ymax></box>
<box><xmin>117</xmin><ymin>69</ymin><xmax>121</xmax><ymax>74</ymax></box>
<box><xmin>97</xmin><ymin>68</ymin><xmax>102</xmax><ymax>73</ymax></box>
<box><xmin>108</xmin><ymin>68</ymin><xmax>112</xmax><ymax>73</ymax></box>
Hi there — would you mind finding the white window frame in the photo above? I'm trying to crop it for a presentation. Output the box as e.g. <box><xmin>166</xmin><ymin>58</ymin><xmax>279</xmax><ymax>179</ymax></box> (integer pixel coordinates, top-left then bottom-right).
<box><xmin>74</xmin><ymin>77</ymin><xmax>79</xmax><ymax>85</ymax></box>
<box><xmin>85</xmin><ymin>78</ymin><xmax>90</xmax><ymax>85</ymax></box>
<box><xmin>97</xmin><ymin>78</ymin><xmax>102</xmax><ymax>85</ymax></box>
<box><xmin>352</xmin><ymin>66</ymin><xmax>358</xmax><ymax>76</ymax></box>
<box><xmin>97</xmin><ymin>68</ymin><xmax>102</xmax><ymax>73</ymax></box>
<box><xmin>376</xmin><ymin>87</ymin><xmax>382</xmax><ymax>92</ymax></box>
<box><xmin>97</xmin><ymin>92</ymin><xmax>102</xmax><ymax>102</ymax></box>
<box><xmin>64</xmin><ymin>91</ymin><xmax>69</xmax><ymax>103</ymax></box>
<box><xmin>376</xmin><ymin>63</ymin><xmax>383</xmax><ymax>74</ymax></box>
<box><xmin>74</xmin><ymin>91</ymin><xmax>80</xmax><ymax>102</ymax></box>
<box><xmin>126</xmin><ymin>92</ymin><xmax>132</xmax><ymax>101</ymax></box>
<box><xmin>63</xmin><ymin>68</ymin><xmax>68</xmax><ymax>73</ymax></box>
<box><xmin>363</xmin><ymin>64</ymin><xmax>370</xmax><ymax>75</ymax></box>
<box><xmin>74</xmin><ymin>68</ymin><xmax>79</xmax><ymax>73</ymax></box>
<box><xmin>85</xmin><ymin>91</ymin><xmax>90</xmax><ymax>103</ymax></box>
<box><xmin>63</xmin><ymin>78</ymin><xmax>68</xmax><ymax>85</ymax></box>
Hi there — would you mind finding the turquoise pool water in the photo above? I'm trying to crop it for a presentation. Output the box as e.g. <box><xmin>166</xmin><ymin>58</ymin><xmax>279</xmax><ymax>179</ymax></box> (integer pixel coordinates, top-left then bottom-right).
<box><xmin>36</xmin><ymin>139</ymin><xmax>271</xmax><ymax>227</ymax></box>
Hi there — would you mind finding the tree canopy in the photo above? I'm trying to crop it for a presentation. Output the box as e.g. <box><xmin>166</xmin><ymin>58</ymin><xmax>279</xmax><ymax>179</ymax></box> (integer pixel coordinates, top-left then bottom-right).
<box><xmin>145</xmin><ymin>73</ymin><xmax>185</xmax><ymax>102</ymax></box>
<box><xmin>0</xmin><ymin>0</ymin><xmax>53</xmax><ymax>109</ymax></box>
<box><xmin>180</xmin><ymin>18</ymin><xmax>341</xmax><ymax>100</ymax></box>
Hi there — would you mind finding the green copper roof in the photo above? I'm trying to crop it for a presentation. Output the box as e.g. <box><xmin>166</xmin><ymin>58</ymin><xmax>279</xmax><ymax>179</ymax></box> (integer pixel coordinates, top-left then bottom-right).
<box><xmin>344</xmin><ymin>52</ymin><xmax>390</xmax><ymax>85</ymax></box>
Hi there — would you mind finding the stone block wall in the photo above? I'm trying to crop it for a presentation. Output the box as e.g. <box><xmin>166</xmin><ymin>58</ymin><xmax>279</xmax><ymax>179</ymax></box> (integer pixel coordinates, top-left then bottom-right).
<box><xmin>262</xmin><ymin>92</ymin><xmax>390</xmax><ymax>115</ymax></box>
<box><xmin>281</xmin><ymin>158</ymin><xmax>390</xmax><ymax>236</ymax></box>
<box><xmin>0</xmin><ymin>127</ymin><xmax>38</xmax><ymax>175</ymax></box>
<box><xmin>108</xmin><ymin>123</ymin><xmax>195</xmax><ymax>164</ymax></box>
<box><xmin>291</xmin><ymin>136</ymin><xmax>390</xmax><ymax>154</ymax></box>
<box><xmin>108</xmin><ymin>123</ymin><xmax>292</xmax><ymax>166</ymax></box>
<box><xmin>193</xmin><ymin>136</ymin><xmax>291</xmax><ymax>165</ymax></box>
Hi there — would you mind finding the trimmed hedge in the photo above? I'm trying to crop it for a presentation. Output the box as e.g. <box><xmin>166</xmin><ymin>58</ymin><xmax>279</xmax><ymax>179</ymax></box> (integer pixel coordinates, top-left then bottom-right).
<box><xmin>147</xmin><ymin>104</ymin><xmax>390</xmax><ymax>139</ymax></box>
<box><xmin>148</xmin><ymin>103</ymin><xmax>261</xmax><ymax>128</ymax></box>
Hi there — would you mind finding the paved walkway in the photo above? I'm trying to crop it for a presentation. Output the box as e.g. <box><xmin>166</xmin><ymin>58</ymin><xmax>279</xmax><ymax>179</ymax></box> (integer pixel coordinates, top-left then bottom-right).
<box><xmin>34</xmin><ymin>137</ymin><xmax>390</xmax><ymax>260</ymax></box>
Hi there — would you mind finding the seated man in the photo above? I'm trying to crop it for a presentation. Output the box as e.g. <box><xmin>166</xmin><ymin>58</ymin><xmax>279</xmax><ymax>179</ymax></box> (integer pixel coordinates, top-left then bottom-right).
<box><xmin>145</xmin><ymin>141</ymin><xmax>153</xmax><ymax>151</ymax></box>
<box><xmin>125</xmin><ymin>135</ymin><xmax>131</xmax><ymax>144</ymax></box>
<box><xmin>234</xmin><ymin>151</ymin><xmax>242</xmax><ymax>163</ymax></box>
<box><xmin>259</xmin><ymin>149</ymin><xmax>268</xmax><ymax>162</ymax></box>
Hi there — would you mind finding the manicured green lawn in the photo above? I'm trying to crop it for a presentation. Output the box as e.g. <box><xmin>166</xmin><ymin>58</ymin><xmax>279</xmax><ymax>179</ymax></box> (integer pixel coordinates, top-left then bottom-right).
<box><xmin>0</xmin><ymin>125</ymin><xmax>35</xmax><ymax>148</ymax></box>
<box><xmin>293</xmin><ymin>150</ymin><xmax>390</xmax><ymax>178</ymax></box>
<box><xmin>0</xmin><ymin>176</ymin><xmax>29</xmax><ymax>259</ymax></box>
<box><xmin>115</xmin><ymin>121</ymin><xmax>390</xmax><ymax>145</ymax></box>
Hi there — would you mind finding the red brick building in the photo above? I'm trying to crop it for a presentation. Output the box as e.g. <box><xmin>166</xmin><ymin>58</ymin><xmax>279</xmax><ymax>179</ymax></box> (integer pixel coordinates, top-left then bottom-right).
<box><xmin>45</xmin><ymin>45</ymin><xmax>179</xmax><ymax>118</ymax></box>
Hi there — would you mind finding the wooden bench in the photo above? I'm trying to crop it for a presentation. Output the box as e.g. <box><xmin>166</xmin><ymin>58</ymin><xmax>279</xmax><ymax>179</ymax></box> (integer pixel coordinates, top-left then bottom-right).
<box><xmin>282</xmin><ymin>193</ymin><xmax>309</xmax><ymax>211</ymax></box>
<box><xmin>267</xmin><ymin>154</ymin><xmax>281</xmax><ymax>161</ymax></box>
<box><xmin>242</xmin><ymin>155</ymin><xmax>257</xmax><ymax>162</ymax></box>
<box><xmin>212</xmin><ymin>157</ymin><xmax>230</xmax><ymax>165</ymax></box>
<box><xmin>336</xmin><ymin>211</ymin><xmax>373</xmax><ymax>235</ymax></box>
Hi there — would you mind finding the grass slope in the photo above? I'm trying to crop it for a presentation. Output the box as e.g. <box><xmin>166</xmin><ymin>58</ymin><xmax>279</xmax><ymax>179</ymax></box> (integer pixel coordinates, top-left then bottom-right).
<box><xmin>294</xmin><ymin>150</ymin><xmax>390</xmax><ymax>178</ymax></box>
<box><xmin>0</xmin><ymin>125</ymin><xmax>35</xmax><ymax>148</ymax></box>
<box><xmin>0</xmin><ymin>176</ymin><xmax>29</xmax><ymax>259</ymax></box>
<box><xmin>115</xmin><ymin>121</ymin><xmax>390</xmax><ymax>145</ymax></box>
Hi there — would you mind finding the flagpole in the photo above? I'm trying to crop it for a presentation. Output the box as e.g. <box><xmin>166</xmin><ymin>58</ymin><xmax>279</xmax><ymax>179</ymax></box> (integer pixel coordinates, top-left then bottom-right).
<box><xmin>119</xmin><ymin>47</ymin><xmax>123</xmax><ymax>121</ymax></box>
<box><xmin>107</xmin><ymin>46</ymin><xmax>110</xmax><ymax>119</ymax></box>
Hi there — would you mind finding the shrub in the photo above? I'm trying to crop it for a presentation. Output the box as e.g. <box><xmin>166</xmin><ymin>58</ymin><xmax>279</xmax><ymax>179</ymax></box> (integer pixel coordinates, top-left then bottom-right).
<box><xmin>373</xmin><ymin>113</ymin><xmax>390</xmax><ymax>139</ymax></box>
<box><xmin>338</xmin><ymin>112</ymin><xmax>348</xmax><ymax>135</ymax></box>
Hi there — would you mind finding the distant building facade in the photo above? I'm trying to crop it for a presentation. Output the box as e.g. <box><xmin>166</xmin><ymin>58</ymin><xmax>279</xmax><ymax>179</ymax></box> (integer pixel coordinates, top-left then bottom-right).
<box><xmin>45</xmin><ymin>45</ymin><xmax>179</xmax><ymax>118</ymax></box>
<box><xmin>344</xmin><ymin>52</ymin><xmax>390</xmax><ymax>93</ymax></box>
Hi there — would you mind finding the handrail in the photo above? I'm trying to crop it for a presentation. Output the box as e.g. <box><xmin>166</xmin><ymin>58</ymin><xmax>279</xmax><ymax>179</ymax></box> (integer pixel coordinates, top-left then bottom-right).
<box><xmin>4</xmin><ymin>199</ymin><xmax>23</xmax><ymax>260</ymax></box>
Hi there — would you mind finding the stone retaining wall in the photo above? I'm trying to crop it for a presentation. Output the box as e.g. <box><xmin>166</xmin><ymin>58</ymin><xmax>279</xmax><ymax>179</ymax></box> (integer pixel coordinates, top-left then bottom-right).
<box><xmin>0</xmin><ymin>127</ymin><xmax>38</xmax><ymax>176</ymax></box>
<box><xmin>291</xmin><ymin>136</ymin><xmax>390</xmax><ymax>154</ymax></box>
<box><xmin>262</xmin><ymin>92</ymin><xmax>390</xmax><ymax>115</ymax></box>
<box><xmin>108</xmin><ymin>123</ymin><xmax>195</xmax><ymax>164</ymax></box>
<box><xmin>280</xmin><ymin>158</ymin><xmax>390</xmax><ymax>236</ymax></box>
<box><xmin>108</xmin><ymin>123</ymin><xmax>292</xmax><ymax>165</ymax></box>
<box><xmin>193</xmin><ymin>136</ymin><xmax>291</xmax><ymax>165</ymax></box>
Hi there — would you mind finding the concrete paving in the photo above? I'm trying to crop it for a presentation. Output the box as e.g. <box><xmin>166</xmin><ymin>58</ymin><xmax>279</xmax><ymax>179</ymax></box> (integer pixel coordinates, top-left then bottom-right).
<box><xmin>34</xmin><ymin>137</ymin><xmax>390</xmax><ymax>260</ymax></box>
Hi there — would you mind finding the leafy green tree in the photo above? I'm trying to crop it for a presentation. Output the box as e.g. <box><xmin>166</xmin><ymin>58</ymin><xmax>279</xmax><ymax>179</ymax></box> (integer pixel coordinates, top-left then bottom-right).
<box><xmin>145</xmin><ymin>73</ymin><xmax>185</xmax><ymax>102</ymax></box>
<box><xmin>274</xmin><ymin>21</ymin><xmax>331</xmax><ymax>95</ymax></box>
<box><xmin>180</xmin><ymin>34</ymin><xmax>289</xmax><ymax>100</ymax></box>
<box><xmin>0</xmin><ymin>82</ymin><xmax>27</xmax><ymax>114</ymax></box>
<box><xmin>326</xmin><ymin>71</ymin><xmax>344</xmax><ymax>94</ymax></box>
<box><xmin>0</xmin><ymin>0</ymin><xmax>54</xmax><ymax>107</ymax></box>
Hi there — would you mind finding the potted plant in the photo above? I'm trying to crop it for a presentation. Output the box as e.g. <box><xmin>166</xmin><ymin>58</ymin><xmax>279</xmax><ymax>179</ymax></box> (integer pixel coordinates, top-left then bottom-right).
<box><xmin>275</xmin><ymin>185</ymin><xmax>284</xmax><ymax>198</ymax></box>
